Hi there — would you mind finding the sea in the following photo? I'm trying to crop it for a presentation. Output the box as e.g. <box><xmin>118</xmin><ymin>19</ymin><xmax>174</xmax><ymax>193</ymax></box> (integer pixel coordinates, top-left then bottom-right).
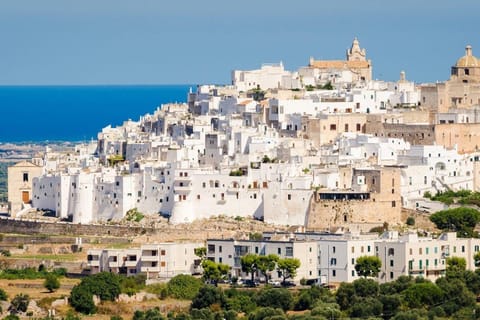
<box><xmin>0</xmin><ymin>85</ymin><xmax>194</xmax><ymax>143</ymax></box>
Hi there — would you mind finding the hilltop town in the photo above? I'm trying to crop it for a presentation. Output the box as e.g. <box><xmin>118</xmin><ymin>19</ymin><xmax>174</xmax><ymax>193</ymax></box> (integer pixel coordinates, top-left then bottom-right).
<box><xmin>4</xmin><ymin>38</ymin><xmax>480</xmax><ymax>288</ymax></box>
<box><xmin>8</xmin><ymin>39</ymin><xmax>480</xmax><ymax>229</ymax></box>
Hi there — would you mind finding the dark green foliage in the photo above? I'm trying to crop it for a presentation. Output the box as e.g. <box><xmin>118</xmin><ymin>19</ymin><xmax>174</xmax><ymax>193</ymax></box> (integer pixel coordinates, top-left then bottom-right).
<box><xmin>310</xmin><ymin>302</ymin><xmax>341</xmax><ymax>319</ymax></box>
<box><xmin>189</xmin><ymin>308</ymin><xmax>213</xmax><ymax>320</ymax></box>
<box><xmin>379</xmin><ymin>294</ymin><xmax>402</xmax><ymax>318</ymax></box>
<box><xmin>353</xmin><ymin>278</ymin><xmax>379</xmax><ymax>297</ymax></box>
<box><xmin>436</xmin><ymin>277</ymin><xmax>476</xmax><ymax>315</ymax></box>
<box><xmin>256</xmin><ymin>288</ymin><xmax>293</xmax><ymax>311</ymax></box>
<box><xmin>0</xmin><ymin>267</ymin><xmax>66</xmax><ymax>280</ymax></box>
<box><xmin>350</xmin><ymin>297</ymin><xmax>383</xmax><ymax>318</ymax></box>
<box><xmin>392</xmin><ymin>309</ymin><xmax>427</xmax><ymax>320</ymax></box>
<box><xmin>406</xmin><ymin>216</ymin><xmax>415</xmax><ymax>226</ymax></box>
<box><xmin>294</xmin><ymin>286</ymin><xmax>334</xmax><ymax>311</ymax></box>
<box><xmin>191</xmin><ymin>285</ymin><xmax>226</xmax><ymax>310</ymax></box>
<box><xmin>354</xmin><ymin>256</ymin><xmax>382</xmax><ymax>278</ymax></box>
<box><xmin>111</xmin><ymin>316</ymin><xmax>123</xmax><ymax>320</ymax></box>
<box><xmin>10</xmin><ymin>293</ymin><xmax>30</xmax><ymax>313</ymax></box>
<box><xmin>335</xmin><ymin>282</ymin><xmax>355</xmax><ymax>310</ymax></box>
<box><xmin>43</xmin><ymin>273</ymin><xmax>60</xmax><ymax>292</ymax></box>
<box><xmin>119</xmin><ymin>274</ymin><xmax>146</xmax><ymax>296</ymax></box>
<box><xmin>426</xmin><ymin>189</ymin><xmax>480</xmax><ymax>207</ymax></box>
<box><xmin>0</xmin><ymin>288</ymin><xmax>8</xmax><ymax>301</ymax></box>
<box><xmin>402</xmin><ymin>282</ymin><xmax>443</xmax><ymax>308</ymax></box>
<box><xmin>133</xmin><ymin>307</ymin><xmax>165</xmax><ymax>320</ymax></box>
<box><xmin>2</xmin><ymin>315</ymin><xmax>20</xmax><ymax>320</ymax></box>
<box><xmin>70</xmin><ymin>284</ymin><xmax>96</xmax><ymax>314</ymax></box>
<box><xmin>224</xmin><ymin>289</ymin><xmax>256</xmax><ymax>313</ymax></box>
<box><xmin>70</xmin><ymin>272</ymin><xmax>121</xmax><ymax>314</ymax></box>
<box><xmin>430</xmin><ymin>207</ymin><xmax>480</xmax><ymax>237</ymax></box>
<box><xmin>248</xmin><ymin>307</ymin><xmax>285</xmax><ymax>320</ymax></box>
<box><xmin>167</xmin><ymin>274</ymin><xmax>202</xmax><ymax>300</ymax></box>
<box><xmin>229</xmin><ymin>169</ymin><xmax>243</xmax><ymax>176</ymax></box>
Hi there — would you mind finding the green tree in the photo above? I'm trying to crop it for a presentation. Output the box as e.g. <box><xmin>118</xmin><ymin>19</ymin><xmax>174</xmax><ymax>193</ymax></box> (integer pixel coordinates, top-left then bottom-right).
<box><xmin>133</xmin><ymin>307</ymin><xmax>165</xmax><ymax>320</ymax></box>
<box><xmin>446</xmin><ymin>256</ymin><xmax>467</xmax><ymax>279</ymax></box>
<box><xmin>241</xmin><ymin>254</ymin><xmax>259</xmax><ymax>282</ymax></box>
<box><xmin>191</xmin><ymin>285</ymin><xmax>226</xmax><ymax>310</ymax></box>
<box><xmin>353</xmin><ymin>278</ymin><xmax>379</xmax><ymax>297</ymax></box>
<box><xmin>257</xmin><ymin>254</ymin><xmax>279</xmax><ymax>281</ymax></box>
<box><xmin>44</xmin><ymin>273</ymin><xmax>60</xmax><ymax>292</ymax></box>
<box><xmin>354</xmin><ymin>256</ymin><xmax>382</xmax><ymax>278</ymax></box>
<box><xmin>350</xmin><ymin>296</ymin><xmax>383</xmax><ymax>318</ymax></box>
<box><xmin>256</xmin><ymin>288</ymin><xmax>293</xmax><ymax>311</ymax></box>
<box><xmin>430</xmin><ymin>207</ymin><xmax>480</xmax><ymax>237</ymax></box>
<box><xmin>402</xmin><ymin>282</ymin><xmax>443</xmax><ymax>309</ymax></box>
<box><xmin>70</xmin><ymin>284</ymin><xmax>96</xmax><ymax>314</ymax></box>
<box><xmin>194</xmin><ymin>247</ymin><xmax>206</xmax><ymax>260</ymax></box>
<box><xmin>167</xmin><ymin>274</ymin><xmax>202</xmax><ymax>300</ymax></box>
<box><xmin>201</xmin><ymin>260</ymin><xmax>230</xmax><ymax>285</ymax></box>
<box><xmin>276</xmin><ymin>258</ymin><xmax>301</xmax><ymax>284</ymax></box>
<box><xmin>9</xmin><ymin>293</ymin><xmax>30</xmax><ymax>313</ymax></box>
<box><xmin>335</xmin><ymin>282</ymin><xmax>355</xmax><ymax>310</ymax></box>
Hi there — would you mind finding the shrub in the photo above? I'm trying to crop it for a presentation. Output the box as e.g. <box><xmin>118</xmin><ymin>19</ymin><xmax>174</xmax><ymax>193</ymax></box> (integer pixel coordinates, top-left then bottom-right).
<box><xmin>256</xmin><ymin>288</ymin><xmax>293</xmax><ymax>311</ymax></box>
<box><xmin>44</xmin><ymin>273</ymin><xmax>60</xmax><ymax>292</ymax></box>
<box><xmin>167</xmin><ymin>274</ymin><xmax>202</xmax><ymax>300</ymax></box>
<box><xmin>10</xmin><ymin>293</ymin><xmax>30</xmax><ymax>313</ymax></box>
<box><xmin>406</xmin><ymin>216</ymin><xmax>415</xmax><ymax>226</ymax></box>
<box><xmin>0</xmin><ymin>288</ymin><xmax>8</xmax><ymax>301</ymax></box>
<box><xmin>191</xmin><ymin>285</ymin><xmax>226</xmax><ymax>310</ymax></box>
<box><xmin>70</xmin><ymin>284</ymin><xmax>96</xmax><ymax>314</ymax></box>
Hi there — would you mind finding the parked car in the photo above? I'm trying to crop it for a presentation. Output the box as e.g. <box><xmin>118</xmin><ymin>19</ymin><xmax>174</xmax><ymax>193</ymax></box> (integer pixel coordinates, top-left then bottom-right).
<box><xmin>268</xmin><ymin>279</ymin><xmax>281</xmax><ymax>287</ymax></box>
<box><xmin>244</xmin><ymin>279</ymin><xmax>258</xmax><ymax>287</ymax></box>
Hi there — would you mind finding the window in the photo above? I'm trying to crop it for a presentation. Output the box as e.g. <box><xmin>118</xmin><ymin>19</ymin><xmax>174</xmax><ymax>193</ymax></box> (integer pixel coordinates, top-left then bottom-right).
<box><xmin>277</xmin><ymin>248</ymin><xmax>281</xmax><ymax>255</ymax></box>
<box><xmin>462</xmin><ymin>245</ymin><xmax>465</xmax><ymax>253</ymax></box>
<box><xmin>390</xmin><ymin>260</ymin><xmax>394</xmax><ymax>267</ymax></box>
<box><xmin>161</xmin><ymin>261</ymin><xmax>166</xmax><ymax>267</ymax></box>
<box><xmin>332</xmin><ymin>246</ymin><xmax>336</xmax><ymax>254</ymax></box>
<box><xmin>367</xmin><ymin>246</ymin><xmax>371</xmax><ymax>252</ymax></box>
<box><xmin>287</xmin><ymin>194</ymin><xmax>291</xmax><ymax>200</ymax></box>
<box><xmin>392</xmin><ymin>201</ymin><xmax>396</xmax><ymax>207</ymax></box>
<box><xmin>388</xmin><ymin>248</ymin><xmax>394</xmax><ymax>256</ymax></box>
<box><xmin>475</xmin><ymin>245</ymin><xmax>479</xmax><ymax>252</ymax></box>
<box><xmin>160</xmin><ymin>250</ymin><xmax>166</xmax><ymax>256</ymax></box>
<box><xmin>219</xmin><ymin>257</ymin><xmax>222</xmax><ymax>263</ymax></box>
<box><xmin>352</xmin><ymin>258</ymin><xmax>355</xmax><ymax>265</ymax></box>
<box><xmin>332</xmin><ymin>270</ymin><xmax>336</xmax><ymax>277</ymax></box>
<box><xmin>351</xmin><ymin>247</ymin><xmax>355</xmax><ymax>253</ymax></box>
<box><xmin>352</xmin><ymin>270</ymin><xmax>355</xmax><ymax>276</ymax></box>
<box><xmin>208</xmin><ymin>245</ymin><xmax>215</xmax><ymax>254</ymax></box>
<box><xmin>330</xmin><ymin>124</ymin><xmax>337</xmax><ymax>131</ymax></box>
<box><xmin>285</xmin><ymin>247</ymin><xmax>293</xmax><ymax>257</ymax></box>
<box><xmin>356</xmin><ymin>123</ymin><xmax>361</xmax><ymax>131</ymax></box>
<box><xmin>330</xmin><ymin>258</ymin><xmax>337</xmax><ymax>265</ymax></box>
<box><xmin>255</xmin><ymin>247</ymin><xmax>259</xmax><ymax>254</ymax></box>
<box><xmin>419</xmin><ymin>248</ymin><xmax>422</xmax><ymax>254</ymax></box>
<box><xmin>390</xmin><ymin>272</ymin><xmax>394</xmax><ymax>279</ymax></box>
<box><xmin>219</xmin><ymin>246</ymin><xmax>222</xmax><ymax>253</ymax></box>
<box><xmin>23</xmin><ymin>173</ymin><xmax>28</xmax><ymax>182</ymax></box>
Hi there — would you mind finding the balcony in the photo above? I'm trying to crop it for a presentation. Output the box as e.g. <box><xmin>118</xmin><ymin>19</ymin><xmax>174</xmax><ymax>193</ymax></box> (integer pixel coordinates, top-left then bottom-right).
<box><xmin>88</xmin><ymin>260</ymin><xmax>100</xmax><ymax>267</ymax></box>
<box><xmin>141</xmin><ymin>255</ymin><xmax>159</xmax><ymax>262</ymax></box>
<box><xmin>125</xmin><ymin>260</ymin><xmax>139</xmax><ymax>267</ymax></box>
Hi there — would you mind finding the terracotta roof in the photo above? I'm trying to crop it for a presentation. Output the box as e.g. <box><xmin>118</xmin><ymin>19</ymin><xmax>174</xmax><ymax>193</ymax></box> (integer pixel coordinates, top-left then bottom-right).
<box><xmin>238</xmin><ymin>99</ymin><xmax>253</xmax><ymax>106</ymax></box>
<box><xmin>310</xmin><ymin>60</ymin><xmax>370</xmax><ymax>69</ymax></box>
<box><xmin>11</xmin><ymin>160</ymin><xmax>40</xmax><ymax>167</ymax></box>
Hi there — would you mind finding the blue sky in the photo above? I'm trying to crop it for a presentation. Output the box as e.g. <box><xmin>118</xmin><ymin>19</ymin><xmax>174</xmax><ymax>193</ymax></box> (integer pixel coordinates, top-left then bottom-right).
<box><xmin>1</xmin><ymin>0</ymin><xmax>479</xmax><ymax>85</ymax></box>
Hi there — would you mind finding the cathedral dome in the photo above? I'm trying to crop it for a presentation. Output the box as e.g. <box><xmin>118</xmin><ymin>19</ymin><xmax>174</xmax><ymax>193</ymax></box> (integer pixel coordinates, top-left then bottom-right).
<box><xmin>456</xmin><ymin>45</ymin><xmax>479</xmax><ymax>67</ymax></box>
